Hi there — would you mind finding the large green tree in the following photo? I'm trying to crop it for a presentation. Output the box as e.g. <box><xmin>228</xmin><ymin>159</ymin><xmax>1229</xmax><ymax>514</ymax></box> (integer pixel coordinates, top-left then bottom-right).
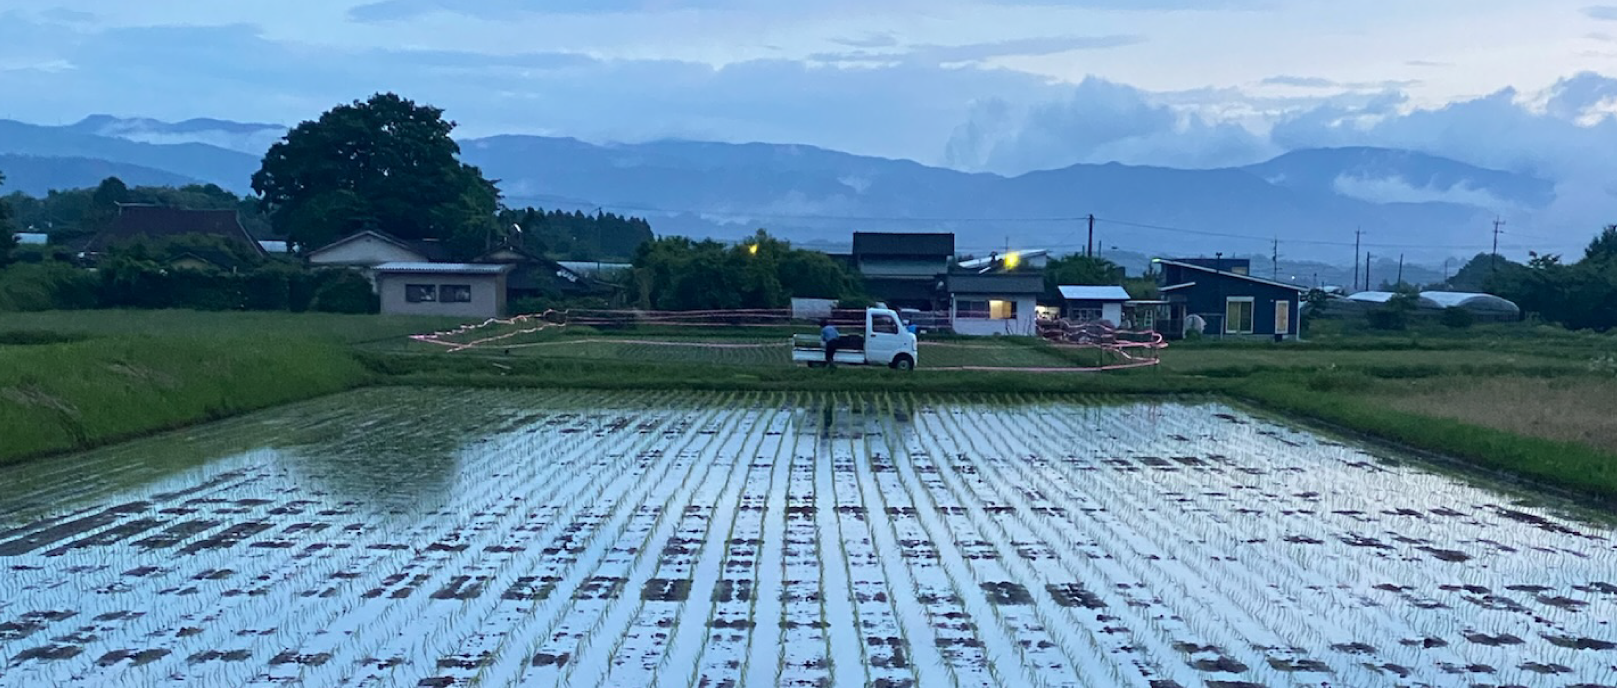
<box><xmin>252</xmin><ymin>93</ymin><xmax>498</xmax><ymax>256</ymax></box>
<box><xmin>0</xmin><ymin>171</ymin><xmax>15</xmax><ymax>267</ymax></box>
<box><xmin>631</xmin><ymin>230</ymin><xmax>862</xmax><ymax>310</ymax></box>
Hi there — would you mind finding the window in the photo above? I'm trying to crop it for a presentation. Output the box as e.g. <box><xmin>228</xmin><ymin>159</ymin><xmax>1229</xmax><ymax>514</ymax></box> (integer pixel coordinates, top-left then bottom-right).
<box><xmin>872</xmin><ymin>314</ymin><xmax>900</xmax><ymax>334</ymax></box>
<box><xmin>956</xmin><ymin>299</ymin><xmax>990</xmax><ymax>319</ymax></box>
<box><xmin>405</xmin><ymin>284</ymin><xmax>437</xmax><ymax>303</ymax></box>
<box><xmin>440</xmin><ymin>284</ymin><xmax>472</xmax><ymax>303</ymax></box>
<box><xmin>989</xmin><ymin>299</ymin><xmax>1017</xmax><ymax>320</ymax></box>
<box><xmin>1070</xmin><ymin>308</ymin><xmax>1102</xmax><ymax>323</ymax></box>
<box><xmin>1225</xmin><ymin>297</ymin><xmax>1255</xmax><ymax>334</ymax></box>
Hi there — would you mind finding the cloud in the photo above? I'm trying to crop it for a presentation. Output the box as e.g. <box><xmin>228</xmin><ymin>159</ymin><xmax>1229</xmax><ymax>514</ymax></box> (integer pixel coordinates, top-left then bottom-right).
<box><xmin>813</xmin><ymin>34</ymin><xmax>1145</xmax><ymax>65</ymax></box>
<box><xmin>832</xmin><ymin>32</ymin><xmax>899</xmax><ymax>49</ymax></box>
<box><xmin>346</xmin><ymin>0</ymin><xmax>732</xmax><ymax>22</ymax></box>
<box><xmin>944</xmin><ymin>76</ymin><xmax>1273</xmax><ymax>173</ymax></box>
<box><xmin>1404</xmin><ymin>60</ymin><xmax>1452</xmax><ymax>68</ymax></box>
<box><xmin>1260</xmin><ymin>75</ymin><xmax>1422</xmax><ymax>90</ymax></box>
<box><xmin>979</xmin><ymin>0</ymin><xmax>1265</xmax><ymax>9</ymax></box>
<box><xmin>1583</xmin><ymin>5</ymin><xmax>1617</xmax><ymax>20</ymax></box>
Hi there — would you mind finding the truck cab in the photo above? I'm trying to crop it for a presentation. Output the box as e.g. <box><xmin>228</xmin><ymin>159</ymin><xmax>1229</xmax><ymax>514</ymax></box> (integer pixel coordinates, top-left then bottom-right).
<box><xmin>791</xmin><ymin>308</ymin><xmax>919</xmax><ymax>370</ymax></box>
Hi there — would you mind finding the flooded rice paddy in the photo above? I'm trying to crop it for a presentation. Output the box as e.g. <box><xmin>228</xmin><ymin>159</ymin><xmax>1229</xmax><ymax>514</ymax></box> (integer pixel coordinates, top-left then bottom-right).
<box><xmin>1</xmin><ymin>388</ymin><xmax>1614</xmax><ymax>687</ymax></box>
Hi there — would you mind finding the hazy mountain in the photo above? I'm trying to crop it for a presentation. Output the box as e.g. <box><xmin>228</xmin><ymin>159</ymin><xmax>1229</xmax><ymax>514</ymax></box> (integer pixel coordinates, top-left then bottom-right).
<box><xmin>0</xmin><ymin>116</ymin><xmax>1557</xmax><ymax>260</ymax></box>
<box><xmin>0</xmin><ymin>154</ymin><xmax>202</xmax><ymax>196</ymax></box>
<box><xmin>0</xmin><ymin>119</ymin><xmax>259</xmax><ymax>194</ymax></box>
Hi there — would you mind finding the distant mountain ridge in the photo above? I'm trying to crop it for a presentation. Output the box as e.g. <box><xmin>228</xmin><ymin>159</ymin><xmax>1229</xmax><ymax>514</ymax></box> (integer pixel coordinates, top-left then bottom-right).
<box><xmin>0</xmin><ymin>116</ymin><xmax>1557</xmax><ymax>260</ymax></box>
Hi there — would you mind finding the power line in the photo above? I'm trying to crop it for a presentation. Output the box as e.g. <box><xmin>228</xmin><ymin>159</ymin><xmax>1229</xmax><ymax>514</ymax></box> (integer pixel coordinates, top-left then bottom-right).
<box><xmin>554</xmin><ymin>199</ymin><xmax>1566</xmax><ymax>252</ymax></box>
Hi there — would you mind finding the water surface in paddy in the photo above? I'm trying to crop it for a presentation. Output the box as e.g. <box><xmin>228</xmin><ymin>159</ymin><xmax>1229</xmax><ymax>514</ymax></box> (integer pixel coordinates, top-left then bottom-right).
<box><xmin>0</xmin><ymin>388</ymin><xmax>1613</xmax><ymax>688</ymax></box>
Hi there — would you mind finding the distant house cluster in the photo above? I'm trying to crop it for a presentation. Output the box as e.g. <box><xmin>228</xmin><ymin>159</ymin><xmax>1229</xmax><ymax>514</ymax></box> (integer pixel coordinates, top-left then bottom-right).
<box><xmin>838</xmin><ymin>232</ymin><xmax>1310</xmax><ymax>339</ymax></box>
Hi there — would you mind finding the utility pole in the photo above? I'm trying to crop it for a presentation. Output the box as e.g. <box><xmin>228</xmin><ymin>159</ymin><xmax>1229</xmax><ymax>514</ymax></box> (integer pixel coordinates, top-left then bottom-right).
<box><xmin>1396</xmin><ymin>254</ymin><xmax>1404</xmax><ymax>289</ymax></box>
<box><xmin>1086</xmin><ymin>215</ymin><xmax>1095</xmax><ymax>258</ymax></box>
<box><xmin>1352</xmin><ymin>227</ymin><xmax>1363</xmax><ymax>292</ymax></box>
<box><xmin>1491</xmin><ymin>217</ymin><xmax>1505</xmax><ymax>275</ymax></box>
<box><xmin>1365</xmin><ymin>252</ymin><xmax>1373</xmax><ymax>291</ymax></box>
<box><xmin>1271</xmin><ymin>238</ymin><xmax>1280</xmax><ymax>280</ymax></box>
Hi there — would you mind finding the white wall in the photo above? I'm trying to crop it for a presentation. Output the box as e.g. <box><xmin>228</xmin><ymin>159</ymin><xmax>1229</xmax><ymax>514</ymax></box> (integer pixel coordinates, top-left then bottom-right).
<box><xmin>951</xmin><ymin>294</ymin><xmax>1038</xmax><ymax>336</ymax></box>
<box><xmin>377</xmin><ymin>273</ymin><xmax>506</xmax><ymax>319</ymax></box>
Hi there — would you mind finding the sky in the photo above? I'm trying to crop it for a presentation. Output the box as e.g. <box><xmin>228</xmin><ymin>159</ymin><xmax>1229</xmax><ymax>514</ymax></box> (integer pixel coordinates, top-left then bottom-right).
<box><xmin>3</xmin><ymin>0</ymin><xmax>1617</xmax><ymax>208</ymax></box>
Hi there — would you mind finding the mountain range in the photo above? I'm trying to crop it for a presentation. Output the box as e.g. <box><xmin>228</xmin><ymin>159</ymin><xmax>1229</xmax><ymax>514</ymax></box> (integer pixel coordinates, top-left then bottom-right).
<box><xmin>0</xmin><ymin>116</ymin><xmax>1558</xmax><ymax>261</ymax></box>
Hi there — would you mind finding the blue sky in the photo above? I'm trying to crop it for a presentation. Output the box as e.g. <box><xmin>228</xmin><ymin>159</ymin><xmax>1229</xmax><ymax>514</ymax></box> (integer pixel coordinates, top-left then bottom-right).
<box><xmin>2</xmin><ymin>0</ymin><xmax>1617</xmax><ymax>180</ymax></box>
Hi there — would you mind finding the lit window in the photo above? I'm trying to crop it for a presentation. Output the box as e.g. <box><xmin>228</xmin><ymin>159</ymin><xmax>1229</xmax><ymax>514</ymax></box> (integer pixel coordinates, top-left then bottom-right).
<box><xmin>405</xmin><ymin>284</ymin><xmax>437</xmax><ymax>303</ymax></box>
<box><xmin>989</xmin><ymin>300</ymin><xmax>1017</xmax><ymax>320</ymax></box>
<box><xmin>440</xmin><ymin>284</ymin><xmax>472</xmax><ymax>303</ymax></box>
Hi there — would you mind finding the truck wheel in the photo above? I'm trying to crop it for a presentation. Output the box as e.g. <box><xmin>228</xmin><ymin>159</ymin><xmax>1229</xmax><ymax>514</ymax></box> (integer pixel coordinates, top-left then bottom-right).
<box><xmin>891</xmin><ymin>355</ymin><xmax>915</xmax><ymax>371</ymax></box>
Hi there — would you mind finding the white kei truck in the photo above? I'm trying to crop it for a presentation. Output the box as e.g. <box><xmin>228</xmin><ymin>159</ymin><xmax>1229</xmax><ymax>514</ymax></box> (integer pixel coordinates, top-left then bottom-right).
<box><xmin>791</xmin><ymin>307</ymin><xmax>919</xmax><ymax>370</ymax></box>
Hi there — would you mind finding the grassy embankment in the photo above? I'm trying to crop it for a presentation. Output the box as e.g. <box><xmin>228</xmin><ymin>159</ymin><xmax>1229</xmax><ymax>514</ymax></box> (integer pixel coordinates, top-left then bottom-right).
<box><xmin>5</xmin><ymin>310</ymin><xmax>1616</xmax><ymax>505</ymax></box>
<box><xmin>0</xmin><ymin>311</ymin><xmax>464</xmax><ymax>465</ymax></box>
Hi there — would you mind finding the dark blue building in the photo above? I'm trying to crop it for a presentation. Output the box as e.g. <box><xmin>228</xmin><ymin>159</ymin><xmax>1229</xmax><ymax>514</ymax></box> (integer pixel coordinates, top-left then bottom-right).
<box><xmin>1156</xmin><ymin>258</ymin><xmax>1307</xmax><ymax>339</ymax></box>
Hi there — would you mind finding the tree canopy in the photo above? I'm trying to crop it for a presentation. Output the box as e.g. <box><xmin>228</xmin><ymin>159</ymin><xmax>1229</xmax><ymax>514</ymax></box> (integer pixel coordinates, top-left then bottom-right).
<box><xmin>4</xmin><ymin>177</ymin><xmax>270</xmax><ymax>242</ymax></box>
<box><xmin>1445</xmin><ymin>226</ymin><xmax>1617</xmax><ymax>331</ymax></box>
<box><xmin>631</xmin><ymin>230</ymin><xmax>864</xmax><ymax>310</ymax></box>
<box><xmin>495</xmin><ymin>207</ymin><xmax>654</xmax><ymax>261</ymax></box>
<box><xmin>252</xmin><ymin>93</ymin><xmax>498</xmax><ymax>256</ymax></box>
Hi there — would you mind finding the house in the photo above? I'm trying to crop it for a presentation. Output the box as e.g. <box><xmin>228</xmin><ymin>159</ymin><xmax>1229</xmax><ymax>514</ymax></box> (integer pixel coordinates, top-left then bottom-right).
<box><xmin>305</xmin><ymin>230</ymin><xmax>449</xmax><ymax>268</ymax></box>
<box><xmin>475</xmin><ymin>244</ymin><xmax>599</xmax><ymax>302</ymax></box>
<box><xmin>373</xmin><ymin>262</ymin><xmax>512</xmax><ymax>318</ymax></box>
<box><xmin>83</xmin><ymin>205</ymin><xmax>266</xmax><ymax>258</ymax></box>
<box><xmin>1156</xmin><ymin>258</ymin><xmax>1307</xmax><ymax>339</ymax></box>
<box><xmin>1058</xmin><ymin>285</ymin><xmax>1131</xmax><ymax>324</ymax></box>
<box><xmin>947</xmin><ymin>273</ymin><xmax>1044</xmax><ymax>336</ymax></box>
<box><xmin>851</xmin><ymin>232</ymin><xmax>955</xmax><ymax>310</ymax></box>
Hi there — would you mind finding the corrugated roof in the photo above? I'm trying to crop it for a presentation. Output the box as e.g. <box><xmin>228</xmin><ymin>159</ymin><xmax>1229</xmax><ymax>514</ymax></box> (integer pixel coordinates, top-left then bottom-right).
<box><xmin>1058</xmin><ymin>285</ymin><xmax>1130</xmax><ymax>301</ymax></box>
<box><xmin>852</xmin><ymin>232</ymin><xmax>954</xmax><ymax>257</ymax></box>
<box><xmin>15</xmin><ymin>233</ymin><xmax>48</xmax><ymax>245</ymax></box>
<box><xmin>373</xmin><ymin>262</ymin><xmax>512</xmax><ymax>275</ymax></box>
<box><xmin>86</xmin><ymin>205</ymin><xmax>264</xmax><ymax>255</ymax></box>
<box><xmin>947</xmin><ymin>273</ymin><xmax>1044</xmax><ymax>295</ymax></box>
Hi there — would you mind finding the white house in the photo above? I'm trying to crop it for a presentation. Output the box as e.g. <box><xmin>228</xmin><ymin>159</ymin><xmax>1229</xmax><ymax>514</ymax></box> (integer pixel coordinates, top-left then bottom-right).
<box><xmin>373</xmin><ymin>262</ymin><xmax>512</xmax><ymax>319</ymax></box>
<box><xmin>1058</xmin><ymin>285</ymin><xmax>1131</xmax><ymax>325</ymax></box>
<box><xmin>306</xmin><ymin>230</ymin><xmax>448</xmax><ymax>269</ymax></box>
<box><xmin>947</xmin><ymin>273</ymin><xmax>1043</xmax><ymax>336</ymax></box>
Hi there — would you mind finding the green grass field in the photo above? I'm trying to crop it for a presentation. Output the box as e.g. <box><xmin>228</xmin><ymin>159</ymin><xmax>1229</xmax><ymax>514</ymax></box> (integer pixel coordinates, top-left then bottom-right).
<box><xmin>5</xmin><ymin>309</ymin><xmax>1616</xmax><ymax>503</ymax></box>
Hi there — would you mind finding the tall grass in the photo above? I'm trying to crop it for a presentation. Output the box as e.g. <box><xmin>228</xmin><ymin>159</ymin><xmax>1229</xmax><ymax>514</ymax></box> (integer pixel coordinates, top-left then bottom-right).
<box><xmin>0</xmin><ymin>335</ymin><xmax>368</xmax><ymax>464</ymax></box>
<box><xmin>1240</xmin><ymin>372</ymin><xmax>1617</xmax><ymax>504</ymax></box>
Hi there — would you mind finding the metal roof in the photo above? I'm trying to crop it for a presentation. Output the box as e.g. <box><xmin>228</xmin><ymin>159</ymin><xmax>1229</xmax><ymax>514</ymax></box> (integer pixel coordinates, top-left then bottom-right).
<box><xmin>86</xmin><ymin>205</ymin><xmax>264</xmax><ymax>256</ymax></box>
<box><xmin>372</xmin><ymin>262</ymin><xmax>512</xmax><ymax>275</ymax></box>
<box><xmin>1155</xmin><ymin>259</ymin><xmax>1308</xmax><ymax>292</ymax></box>
<box><xmin>959</xmin><ymin>249</ymin><xmax>1049</xmax><ymax>270</ymax></box>
<box><xmin>947</xmin><ymin>273</ymin><xmax>1045</xmax><ymax>295</ymax></box>
<box><xmin>1058</xmin><ymin>285</ymin><xmax>1130</xmax><ymax>301</ymax></box>
<box><xmin>15</xmin><ymin>233</ymin><xmax>48</xmax><ymax>245</ymax></box>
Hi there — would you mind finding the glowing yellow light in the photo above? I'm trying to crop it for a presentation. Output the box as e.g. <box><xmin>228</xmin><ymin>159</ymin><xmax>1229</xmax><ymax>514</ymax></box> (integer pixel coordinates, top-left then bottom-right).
<box><xmin>748</xmin><ymin>244</ymin><xmax>759</xmax><ymax>256</ymax></box>
<box><xmin>1004</xmin><ymin>251</ymin><xmax>1021</xmax><ymax>269</ymax></box>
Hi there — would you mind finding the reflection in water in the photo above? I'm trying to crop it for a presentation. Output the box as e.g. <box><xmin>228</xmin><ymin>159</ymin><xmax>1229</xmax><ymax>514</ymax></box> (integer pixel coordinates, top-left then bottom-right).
<box><xmin>0</xmin><ymin>389</ymin><xmax>1613</xmax><ymax>688</ymax></box>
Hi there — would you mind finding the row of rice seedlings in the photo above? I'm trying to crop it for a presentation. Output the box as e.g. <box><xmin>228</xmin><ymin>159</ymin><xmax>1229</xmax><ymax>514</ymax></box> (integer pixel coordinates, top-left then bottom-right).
<box><xmin>1018</xmin><ymin>400</ymin><xmax>1420</xmax><ymax>685</ymax></box>
<box><xmin>887</xmin><ymin>412</ymin><xmax>1085</xmax><ymax>686</ymax></box>
<box><xmin>320</xmin><ymin>393</ymin><xmax>669</xmax><ymax>685</ymax></box>
<box><xmin>679</xmin><ymin>409</ymin><xmax>793</xmax><ymax>688</ymax></box>
<box><xmin>490</xmin><ymin>395</ymin><xmax>741</xmax><ymax>686</ymax></box>
<box><xmin>772</xmin><ymin>440</ymin><xmax>835</xmax><ymax>687</ymax></box>
<box><xmin>823</xmin><ymin>409</ymin><xmax>921</xmax><ymax>688</ymax></box>
<box><xmin>864</xmin><ymin>400</ymin><xmax>1028</xmax><ymax>687</ymax></box>
<box><xmin>1032</xmin><ymin>399</ymin><xmax>1609</xmax><ymax>685</ymax></box>
<box><xmin>905</xmin><ymin>396</ymin><xmax>1197</xmax><ymax>688</ymax></box>
<box><xmin>573</xmin><ymin>401</ymin><xmax>778</xmax><ymax>687</ymax></box>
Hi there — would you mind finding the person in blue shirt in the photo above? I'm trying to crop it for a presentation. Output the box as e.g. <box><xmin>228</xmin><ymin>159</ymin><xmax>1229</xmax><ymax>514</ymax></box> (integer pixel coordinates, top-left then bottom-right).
<box><xmin>820</xmin><ymin>320</ymin><xmax>840</xmax><ymax>366</ymax></box>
